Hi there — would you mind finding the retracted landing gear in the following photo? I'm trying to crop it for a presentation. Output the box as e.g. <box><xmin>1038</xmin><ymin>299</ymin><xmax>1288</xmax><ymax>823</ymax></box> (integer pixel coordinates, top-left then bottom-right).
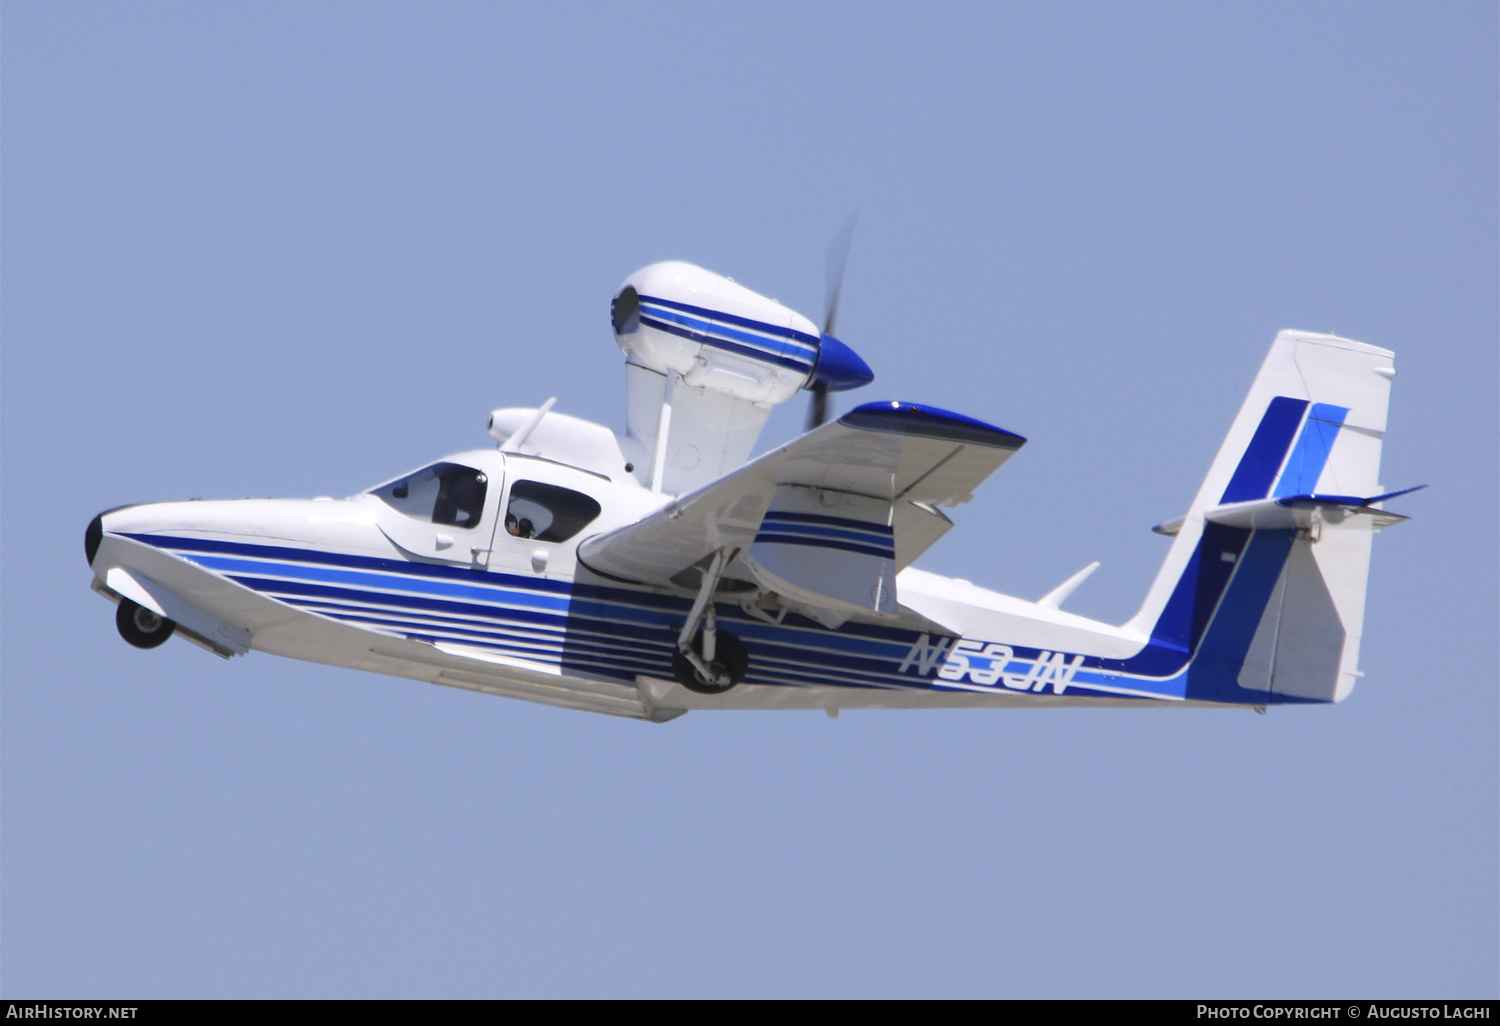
<box><xmin>672</xmin><ymin>549</ymin><xmax>749</xmax><ymax>694</ymax></box>
<box><xmin>116</xmin><ymin>598</ymin><xmax>176</xmax><ymax>649</ymax></box>
<box><xmin>673</xmin><ymin>631</ymin><xmax>748</xmax><ymax>695</ymax></box>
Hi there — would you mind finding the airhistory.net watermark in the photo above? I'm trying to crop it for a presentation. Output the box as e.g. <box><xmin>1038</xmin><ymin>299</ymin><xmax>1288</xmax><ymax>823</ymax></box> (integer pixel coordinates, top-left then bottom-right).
<box><xmin>5</xmin><ymin>1007</ymin><xmax>137</xmax><ymax>1019</ymax></box>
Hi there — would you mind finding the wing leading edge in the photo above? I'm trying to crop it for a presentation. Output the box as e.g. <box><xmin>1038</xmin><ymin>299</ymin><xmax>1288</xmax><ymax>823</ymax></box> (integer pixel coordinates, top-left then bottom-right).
<box><xmin>577</xmin><ymin>401</ymin><xmax>1025</xmax><ymax>621</ymax></box>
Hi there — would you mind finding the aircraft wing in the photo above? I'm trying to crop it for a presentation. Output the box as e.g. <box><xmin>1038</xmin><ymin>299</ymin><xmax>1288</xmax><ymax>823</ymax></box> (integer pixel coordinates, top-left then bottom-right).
<box><xmin>577</xmin><ymin>401</ymin><xmax>1025</xmax><ymax>619</ymax></box>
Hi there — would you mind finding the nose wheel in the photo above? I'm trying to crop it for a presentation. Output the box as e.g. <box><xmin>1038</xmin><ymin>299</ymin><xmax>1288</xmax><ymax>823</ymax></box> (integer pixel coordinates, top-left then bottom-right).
<box><xmin>116</xmin><ymin>598</ymin><xmax>176</xmax><ymax>649</ymax></box>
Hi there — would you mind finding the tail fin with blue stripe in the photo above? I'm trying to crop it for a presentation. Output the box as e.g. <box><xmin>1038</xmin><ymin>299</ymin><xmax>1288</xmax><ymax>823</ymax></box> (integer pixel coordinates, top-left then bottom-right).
<box><xmin>1127</xmin><ymin>331</ymin><xmax>1401</xmax><ymax>704</ymax></box>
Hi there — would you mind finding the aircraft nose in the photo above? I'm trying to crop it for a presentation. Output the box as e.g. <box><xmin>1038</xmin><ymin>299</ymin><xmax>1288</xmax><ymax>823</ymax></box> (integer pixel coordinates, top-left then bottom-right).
<box><xmin>85</xmin><ymin>513</ymin><xmax>104</xmax><ymax>566</ymax></box>
<box><xmin>86</xmin><ymin>505</ymin><xmax>140</xmax><ymax>567</ymax></box>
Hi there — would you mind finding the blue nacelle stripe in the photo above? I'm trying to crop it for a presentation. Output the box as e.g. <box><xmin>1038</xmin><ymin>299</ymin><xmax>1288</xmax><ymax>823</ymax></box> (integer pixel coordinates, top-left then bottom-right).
<box><xmin>327</xmin><ymin>607</ymin><xmax>657</xmax><ymax>668</ymax></box>
<box><xmin>294</xmin><ymin>607</ymin><xmax>693</xmax><ymax>686</ymax></box>
<box><xmin>637</xmin><ymin>293</ymin><xmax>821</xmax><ymax>347</ymax></box>
<box><xmin>284</xmin><ymin>584</ymin><xmax>711</xmax><ymax>667</ymax></box>
<box><xmin>640</xmin><ymin>314</ymin><xmax>815</xmax><ymax>374</ymax></box>
<box><xmin>637</xmin><ymin>305</ymin><xmax>816</xmax><ymax>373</ymax></box>
<box><xmin>334</xmin><ymin>602</ymin><xmax>915</xmax><ymax>693</ymax></box>
<box><xmin>638</xmin><ymin>303</ymin><xmax>818</xmax><ymax>359</ymax></box>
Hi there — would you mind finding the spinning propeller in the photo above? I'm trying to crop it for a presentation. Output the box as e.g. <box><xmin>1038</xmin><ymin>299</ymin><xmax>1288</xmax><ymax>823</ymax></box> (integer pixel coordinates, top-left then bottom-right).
<box><xmin>804</xmin><ymin>216</ymin><xmax>874</xmax><ymax>430</ymax></box>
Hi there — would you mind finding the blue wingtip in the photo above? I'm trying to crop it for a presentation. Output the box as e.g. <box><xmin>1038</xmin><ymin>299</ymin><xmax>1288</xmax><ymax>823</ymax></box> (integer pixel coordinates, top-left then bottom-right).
<box><xmin>840</xmin><ymin>400</ymin><xmax>1027</xmax><ymax>449</ymax></box>
<box><xmin>807</xmin><ymin>334</ymin><xmax>875</xmax><ymax>392</ymax></box>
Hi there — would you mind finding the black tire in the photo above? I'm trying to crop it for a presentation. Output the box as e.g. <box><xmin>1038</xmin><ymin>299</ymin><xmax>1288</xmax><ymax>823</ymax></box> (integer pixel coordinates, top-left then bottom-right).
<box><xmin>672</xmin><ymin>630</ymin><xmax>749</xmax><ymax>694</ymax></box>
<box><xmin>116</xmin><ymin>598</ymin><xmax>176</xmax><ymax>649</ymax></box>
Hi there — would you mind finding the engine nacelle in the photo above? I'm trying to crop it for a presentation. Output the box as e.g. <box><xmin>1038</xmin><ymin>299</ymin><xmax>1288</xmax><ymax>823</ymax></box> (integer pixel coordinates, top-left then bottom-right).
<box><xmin>611</xmin><ymin>262</ymin><xmax>873</xmax><ymax>495</ymax></box>
<box><xmin>612</xmin><ymin>261</ymin><xmax>821</xmax><ymax>406</ymax></box>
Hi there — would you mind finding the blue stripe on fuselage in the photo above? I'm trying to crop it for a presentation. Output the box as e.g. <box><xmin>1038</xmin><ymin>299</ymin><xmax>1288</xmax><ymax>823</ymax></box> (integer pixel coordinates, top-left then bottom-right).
<box><xmin>120</xmin><ymin>532</ymin><xmax>936</xmax><ymax>686</ymax></box>
<box><xmin>119</xmin><ymin>529</ymin><xmax>1310</xmax><ymax>704</ymax></box>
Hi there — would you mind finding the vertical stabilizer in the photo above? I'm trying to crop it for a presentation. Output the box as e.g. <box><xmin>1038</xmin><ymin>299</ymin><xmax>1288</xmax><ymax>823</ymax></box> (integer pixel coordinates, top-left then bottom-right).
<box><xmin>1127</xmin><ymin>331</ymin><xmax>1397</xmax><ymax>703</ymax></box>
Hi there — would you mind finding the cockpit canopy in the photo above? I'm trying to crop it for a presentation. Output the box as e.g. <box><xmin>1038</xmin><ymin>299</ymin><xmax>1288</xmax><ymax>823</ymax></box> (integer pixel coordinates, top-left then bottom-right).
<box><xmin>369</xmin><ymin>458</ymin><xmax>604</xmax><ymax>544</ymax></box>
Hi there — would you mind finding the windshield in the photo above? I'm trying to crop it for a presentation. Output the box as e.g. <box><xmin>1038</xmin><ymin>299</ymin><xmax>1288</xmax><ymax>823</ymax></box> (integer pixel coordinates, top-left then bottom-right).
<box><xmin>371</xmin><ymin>462</ymin><xmax>488</xmax><ymax>528</ymax></box>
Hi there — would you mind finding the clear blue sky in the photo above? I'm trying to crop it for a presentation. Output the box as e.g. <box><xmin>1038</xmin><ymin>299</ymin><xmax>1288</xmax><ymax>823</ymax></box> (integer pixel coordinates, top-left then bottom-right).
<box><xmin>3</xmin><ymin>1</ymin><xmax>1495</xmax><ymax>998</ymax></box>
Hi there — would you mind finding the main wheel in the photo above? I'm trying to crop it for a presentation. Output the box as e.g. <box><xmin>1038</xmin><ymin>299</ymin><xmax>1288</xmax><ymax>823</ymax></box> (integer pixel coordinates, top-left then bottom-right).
<box><xmin>116</xmin><ymin>598</ymin><xmax>176</xmax><ymax>649</ymax></box>
<box><xmin>672</xmin><ymin>630</ymin><xmax>748</xmax><ymax>695</ymax></box>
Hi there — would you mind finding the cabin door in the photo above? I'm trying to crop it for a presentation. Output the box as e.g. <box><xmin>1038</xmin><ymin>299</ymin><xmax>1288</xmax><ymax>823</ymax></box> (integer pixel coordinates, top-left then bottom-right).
<box><xmin>366</xmin><ymin>453</ymin><xmax>506</xmax><ymax>569</ymax></box>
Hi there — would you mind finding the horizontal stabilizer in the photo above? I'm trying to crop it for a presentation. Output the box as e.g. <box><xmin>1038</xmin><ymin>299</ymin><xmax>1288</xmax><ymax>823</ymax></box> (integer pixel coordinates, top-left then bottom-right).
<box><xmin>1204</xmin><ymin>487</ymin><xmax>1422</xmax><ymax>531</ymax></box>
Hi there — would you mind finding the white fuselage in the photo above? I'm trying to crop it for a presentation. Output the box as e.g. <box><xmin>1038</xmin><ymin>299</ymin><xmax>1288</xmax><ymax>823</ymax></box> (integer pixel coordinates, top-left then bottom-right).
<box><xmin>87</xmin><ymin>435</ymin><xmax>1188</xmax><ymax>722</ymax></box>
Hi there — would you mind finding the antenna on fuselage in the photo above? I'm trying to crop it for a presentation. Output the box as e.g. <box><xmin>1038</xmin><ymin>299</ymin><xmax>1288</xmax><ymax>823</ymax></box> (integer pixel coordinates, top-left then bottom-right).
<box><xmin>500</xmin><ymin>397</ymin><xmax>556</xmax><ymax>453</ymax></box>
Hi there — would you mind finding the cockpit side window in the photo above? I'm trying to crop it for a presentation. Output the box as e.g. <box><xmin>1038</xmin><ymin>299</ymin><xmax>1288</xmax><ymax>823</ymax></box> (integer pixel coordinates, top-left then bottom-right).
<box><xmin>372</xmin><ymin>462</ymin><xmax>488</xmax><ymax>528</ymax></box>
<box><xmin>504</xmin><ymin>480</ymin><xmax>601</xmax><ymax>543</ymax></box>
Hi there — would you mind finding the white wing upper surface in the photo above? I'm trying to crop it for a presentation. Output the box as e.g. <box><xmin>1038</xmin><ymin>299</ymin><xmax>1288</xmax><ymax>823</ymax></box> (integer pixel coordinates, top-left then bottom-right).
<box><xmin>576</xmin><ymin>402</ymin><xmax>1026</xmax><ymax>608</ymax></box>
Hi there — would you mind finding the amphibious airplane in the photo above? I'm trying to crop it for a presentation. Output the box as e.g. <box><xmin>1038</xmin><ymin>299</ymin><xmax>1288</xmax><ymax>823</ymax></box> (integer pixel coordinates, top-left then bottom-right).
<box><xmin>85</xmin><ymin>259</ymin><xmax>1417</xmax><ymax>721</ymax></box>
